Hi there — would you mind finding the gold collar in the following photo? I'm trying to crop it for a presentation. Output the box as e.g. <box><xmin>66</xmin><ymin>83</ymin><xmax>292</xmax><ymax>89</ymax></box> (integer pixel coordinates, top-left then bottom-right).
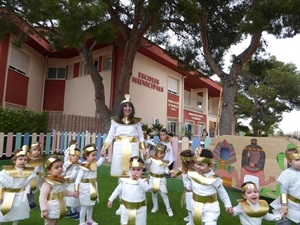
<box><xmin>80</xmin><ymin>162</ymin><xmax>97</xmax><ymax>171</ymax></box>
<box><xmin>3</xmin><ymin>166</ymin><xmax>34</xmax><ymax>178</ymax></box>
<box><xmin>44</xmin><ymin>175</ymin><xmax>66</xmax><ymax>185</ymax></box>
<box><xmin>240</xmin><ymin>200</ymin><xmax>269</xmax><ymax>217</ymax></box>
<box><xmin>112</xmin><ymin>117</ymin><xmax>141</xmax><ymax>125</ymax></box>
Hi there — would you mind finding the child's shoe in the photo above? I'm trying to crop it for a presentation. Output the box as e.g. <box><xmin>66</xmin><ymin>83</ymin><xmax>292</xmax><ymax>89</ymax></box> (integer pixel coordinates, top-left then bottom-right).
<box><xmin>73</xmin><ymin>212</ymin><xmax>80</xmax><ymax>220</ymax></box>
<box><xmin>65</xmin><ymin>211</ymin><xmax>77</xmax><ymax>218</ymax></box>
<box><xmin>183</xmin><ymin>216</ymin><xmax>189</xmax><ymax>221</ymax></box>
<box><xmin>167</xmin><ymin>208</ymin><xmax>173</xmax><ymax>217</ymax></box>
<box><xmin>115</xmin><ymin>207</ymin><xmax>121</xmax><ymax>215</ymax></box>
<box><xmin>78</xmin><ymin>223</ymin><xmax>87</xmax><ymax>225</ymax></box>
<box><xmin>29</xmin><ymin>202</ymin><xmax>38</xmax><ymax>209</ymax></box>
<box><xmin>86</xmin><ymin>219</ymin><xmax>98</xmax><ymax>225</ymax></box>
<box><xmin>151</xmin><ymin>206</ymin><xmax>159</xmax><ymax>213</ymax></box>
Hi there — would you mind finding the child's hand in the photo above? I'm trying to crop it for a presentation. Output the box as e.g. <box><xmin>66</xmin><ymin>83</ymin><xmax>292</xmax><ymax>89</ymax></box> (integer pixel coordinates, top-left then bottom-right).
<box><xmin>42</xmin><ymin>210</ymin><xmax>49</xmax><ymax>219</ymax></box>
<box><xmin>142</xmin><ymin>149</ymin><xmax>148</xmax><ymax>159</ymax></box>
<box><xmin>226</xmin><ymin>207</ymin><xmax>233</xmax><ymax>215</ymax></box>
<box><xmin>100</xmin><ymin>149</ymin><xmax>106</xmax><ymax>157</ymax></box>
<box><xmin>107</xmin><ymin>201</ymin><xmax>113</xmax><ymax>208</ymax></box>
<box><xmin>281</xmin><ymin>205</ymin><xmax>288</xmax><ymax>218</ymax></box>
<box><xmin>73</xmin><ymin>191</ymin><xmax>79</xmax><ymax>198</ymax></box>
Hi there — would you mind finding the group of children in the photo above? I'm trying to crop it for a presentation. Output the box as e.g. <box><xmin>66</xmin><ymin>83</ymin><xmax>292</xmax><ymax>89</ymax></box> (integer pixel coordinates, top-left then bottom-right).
<box><xmin>0</xmin><ymin>137</ymin><xmax>299</xmax><ymax>225</ymax></box>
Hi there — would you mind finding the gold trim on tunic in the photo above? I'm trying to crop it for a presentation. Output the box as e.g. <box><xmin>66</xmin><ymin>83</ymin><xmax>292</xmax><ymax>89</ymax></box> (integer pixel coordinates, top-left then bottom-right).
<box><xmin>47</xmin><ymin>191</ymin><xmax>67</xmax><ymax>219</ymax></box>
<box><xmin>192</xmin><ymin>193</ymin><xmax>217</xmax><ymax>225</ymax></box>
<box><xmin>0</xmin><ymin>187</ymin><xmax>25</xmax><ymax>215</ymax></box>
<box><xmin>240</xmin><ymin>200</ymin><xmax>269</xmax><ymax>217</ymax></box>
<box><xmin>121</xmin><ymin>199</ymin><xmax>147</xmax><ymax>225</ymax></box>
<box><xmin>81</xmin><ymin>178</ymin><xmax>97</xmax><ymax>201</ymax></box>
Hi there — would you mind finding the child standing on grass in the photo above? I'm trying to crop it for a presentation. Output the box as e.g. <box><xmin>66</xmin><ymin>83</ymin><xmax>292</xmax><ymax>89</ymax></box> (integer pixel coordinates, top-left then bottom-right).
<box><xmin>186</xmin><ymin>148</ymin><xmax>232</xmax><ymax>225</ymax></box>
<box><xmin>39</xmin><ymin>155</ymin><xmax>78</xmax><ymax>225</ymax></box>
<box><xmin>172</xmin><ymin>149</ymin><xmax>195</xmax><ymax>225</ymax></box>
<box><xmin>63</xmin><ymin>144</ymin><xmax>81</xmax><ymax>221</ymax></box>
<box><xmin>270</xmin><ymin>147</ymin><xmax>300</xmax><ymax>225</ymax></box>
<box><xmin>144</xmin><ymin>142</ymin><xmax>174</xmax><ymax>217</ymax></box>
<box><xmin>159</xmin><ymin>128</ymin><xmax>175</xmax><ymax>173</ymax></box>
<box><xmin>108</xmin><ymin>156</ymin><xmax>149</xmax><ymax>225</ymax></box>
<box><xmin>27</xmin><ymin>141</ymin><xmax>45</xmax><ymax>210</ymax></box>
<box><xmin>0</xmin><ymin>147</ymin><xmax>37</xmax><ymax>225</ymax></box>
<box><xmin>231</xmin><ymin>181</ymin><xmax>280</xmax><ymax>225</ymax></box>
<box><xmin>75</xmin><ymin>144</ymin><xmax>106</xmax><ymax>225</ymax></box>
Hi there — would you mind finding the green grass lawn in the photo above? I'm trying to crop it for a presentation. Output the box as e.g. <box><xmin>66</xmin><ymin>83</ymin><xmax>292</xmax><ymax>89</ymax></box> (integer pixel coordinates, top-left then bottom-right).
<box><xmin>0</xmin><ymin>159</ymin><xmax>276</xmax><ymax>225</ymax></box>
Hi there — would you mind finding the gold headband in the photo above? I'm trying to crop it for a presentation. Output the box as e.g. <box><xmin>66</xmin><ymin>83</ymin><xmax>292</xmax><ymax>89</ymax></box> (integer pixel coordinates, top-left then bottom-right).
<box><xmin>30</xmin><ymin>142</ymin><xmax>40</xmax><ymax>150</ymax></box>
<box><xmin>241</xmin><ymin>183</ymin><xmax>258</xmax><ymax>192</ymax></box>
<box><xmin>45</xmin><ymin>157</ymin><xmax>58</xmax><ymax>168</ymax></box>
<box><xmin>129</xmin><ymin>158</ymin><xmax>144</xmax><ymax>168</ymax></box>
<box><xmin>180</xmin><ymin>155</ymin><xmax>194</xmax><ymax>162</ymax></box>
<box><xmin>14</xmin><ymin>145</ymin><xmax>29</xmax><ymax>157</ymax></box>
<box><xmin>194</xmin><ymin>147</ymin><xmax>214</xmax><ymax>164</ymax></box>
<box><xmin>84</xmin><ymin>145</ymin><xmax>97</xmax><ymax>154</ymax></box>
<box><xmin>121</xmin><ymin>94</ymin><xmax>131</xmax><ymax>103</ymax></box>
<box><xmin>69</xmin><ymin>144</ymin><xmax>81</xmax><ymax>157</ymax></box>
<box><xmin>155</xmin><ymin>145</ymin><xmax>166</xmax><ymax>154</ymax></box>
<box><xmin>286</xmin><ymin>153</ymin><xmax>300</xmax><ymax>160</ymax></box>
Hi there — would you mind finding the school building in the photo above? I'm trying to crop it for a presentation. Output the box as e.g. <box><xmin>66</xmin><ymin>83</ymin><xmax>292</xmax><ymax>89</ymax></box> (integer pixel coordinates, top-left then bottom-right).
<box><xmin>0</xmin><ymin>25</ymin><xmax>222</xmax><ymax>137</ymax></box>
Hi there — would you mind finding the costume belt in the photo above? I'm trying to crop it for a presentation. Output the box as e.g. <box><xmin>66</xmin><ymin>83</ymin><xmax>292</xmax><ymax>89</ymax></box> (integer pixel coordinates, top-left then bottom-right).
<box><xmin>1</xmin><ymin>187</ymin><xmax>25</xmax><ymax>215</ymax></box>
<box><xmin>81</xmin><ymin>178</ymin><xmax>98</xmax><ymax>201</ymax></box>
<box><xmin>192</xmin><ymin>193</ymin><xmax>217</xmax><ymax>225</ymax></box>
<box><xmin>150</xmin><ymin>172</ymin><xmax>164</xmax><ymax>194</ymax></box>
<box><xmin>288</xmin><ymin>194</ymin><xmax>300</xmax><ymax>204</ymax></box>
<box><xmin>48</xmin><ymin>191</ymin><xmax>66</xmax><ymax>219</ymax></box>
<box><xmin>115</xmin><ymin>136</ymin><xmax>138</xmax><ymax>175</ymax></box>
<box><xmin>121</xmin><ymin>199</ymin><xmax>146</xmax><ymax>225</ymax></box>
<box><xmin>180</xmin><ymin>188</ymin><xmax>192</xmax><ymax>208</ymax></box>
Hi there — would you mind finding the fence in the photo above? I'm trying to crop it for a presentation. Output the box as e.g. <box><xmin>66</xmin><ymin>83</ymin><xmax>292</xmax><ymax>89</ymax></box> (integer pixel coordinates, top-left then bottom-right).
<box><xmin>48</xmin><ymin>112</ymin><xmax>104</xmax><ymax>134</ymax></box>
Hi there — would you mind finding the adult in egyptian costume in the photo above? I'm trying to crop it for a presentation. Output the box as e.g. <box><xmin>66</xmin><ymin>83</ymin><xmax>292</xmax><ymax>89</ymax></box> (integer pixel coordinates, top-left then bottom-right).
<box><xmin>102</xmin><ymin>94</ymin><xmax>146</xmax><ymax>177</ymax></box>
<box><xmin>0</xmin><ymin>146</ymin><xmax>37</xmax><ymax>224</ymax></box>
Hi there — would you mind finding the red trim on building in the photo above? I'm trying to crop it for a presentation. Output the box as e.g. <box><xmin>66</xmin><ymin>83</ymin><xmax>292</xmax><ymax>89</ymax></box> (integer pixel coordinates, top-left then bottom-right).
<box><xmin>74</xmin><ymin>62</ymin><xmax>79</xmax><ymax>78</ymax></box>
<box><xmin>167</xmin><ymin>93</ymin><xmax>179</xmax><ymax>118</ymax></box>
<box><xmin>0</xmin><ymin>35</ymin><xmax>10</xmax><ymax>105</ymax></box>
<box><xmin>6</xmin><ymin>69</ymin><xmax>28</xmax><ymax>106</ymax></box>
<box><xmin>184</xmin><ymin>109</ymin><xmax>206</xmax><ymax>124</ymax></box>
<box><xmin>43</xmin><ymin>80</ymin><xmax>65</xmax><ymax>111</ymax></box>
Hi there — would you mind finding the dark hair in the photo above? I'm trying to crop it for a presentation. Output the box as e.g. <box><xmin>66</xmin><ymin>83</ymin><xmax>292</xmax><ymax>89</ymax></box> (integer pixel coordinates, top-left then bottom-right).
<box><xmin>129</xmin><ymin>156</ymin><xmax>145</xmax><ymax>165</ymax></box>
<box><xmin>160</xmin><ymin>128</ymin><xmax>168</xmax><ymax>134</ymax></box>
<box><xmin>69</xmin><ymin>140</ymin><xmax>77</xmax><ymax>146</ymax></box>
<box><xmin>45</xmin><ymin>155</ymin><xmax>62</xmax><ymax>170</ymax></box>
<box><xmin>180</xmin><ymin>149</ymin><xmax>194</xmax><ymax>172</ymax></box>
<box><xmin>241</xmin><ymin>181</ymin><xmax>257</xmax><ymax>193</ymax></box>
<box><xmin>117</xmin><ymin>102</ymin><xmax>135</xmax><ymax>120</ymax></box>
<box><xmin>200</xmin><ymin>148</ymin><xmax>213</xmax><ymax>159</ymax></box>
<box><xmin>83</xmin><ymin>143</ymin><xmax>97</xmax><ymax>159</ymax></box>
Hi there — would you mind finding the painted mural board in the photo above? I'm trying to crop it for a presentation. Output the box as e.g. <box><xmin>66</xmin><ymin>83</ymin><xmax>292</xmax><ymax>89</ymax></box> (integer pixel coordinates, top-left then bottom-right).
<box><xmin>207</xmin><ymin>135</ymin><xmax>300</xmax><ymax>199</ymax></box>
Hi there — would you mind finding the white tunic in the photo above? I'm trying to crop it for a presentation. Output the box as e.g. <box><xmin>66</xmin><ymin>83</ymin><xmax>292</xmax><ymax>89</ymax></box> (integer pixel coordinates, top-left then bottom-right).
<box><xmin>63</xmin><ymin>161</ymin><xmax>80</xmax><ymax>207</ymax></box>
<box><xmin>145</xmin><ymin>157</ymin><xmax>169</xmax><ymax>193</ymax></box>
<box><xmin>0</xmin><ymin>167</ymin><xmax>36</xmax><ymax>222</ymax></box>
<box><xmin>233</xmin><ymin>200</ymin><xmax>279</xmax><ymax>225</ymax></box>
<box><xmin>182</xmin><ymin>173</ymin><xmax>193</xmax><ymax>211</ymax></box>
<box><xmin>108</xmin><ymin>178</ymin><xmax>149</xmax><ymax>225</ymax></box>
<box><xmin>75</xmin><ymin>157</ymin><xmax>105</xmax><ymax>206</ymax></box>
<box><xmin>161</xmin><ymin>140</ymin><xmax>175</xmax><ymax>166</ymax></box>
<box><xmin>186</xmin><ymin>169</ymin><xmax>232</xmax><ymax>222</ymax></box>
<box><xmin>270</xmin><ymin>167</ymin><xmax>300</xmax><ymax>223</ymax></box>
<box><xmin>105</xmin><ymin>119</ymin><xmax>144</xmax><ymax>176</ymax></box>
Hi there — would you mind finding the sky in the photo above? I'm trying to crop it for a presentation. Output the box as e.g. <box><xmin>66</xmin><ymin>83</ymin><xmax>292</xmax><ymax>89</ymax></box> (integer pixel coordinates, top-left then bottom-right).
<box><xmin>223</xmin><ymin>33</ymin><xmax>300</xmax><ymax>134</ymax></box>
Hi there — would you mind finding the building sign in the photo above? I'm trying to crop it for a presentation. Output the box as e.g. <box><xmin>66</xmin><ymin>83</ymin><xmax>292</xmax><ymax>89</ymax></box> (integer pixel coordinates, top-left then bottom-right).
<box><xmin>131</xmin><ymin>72</ymin><xmax>164</xmax><ymax>92</ymax></box>
<box><xmin>167</xmin><ymin>93</ymin><xmax>179</xmax><ymax>118</ymax></box>
<box><xmin>184</xmin><ymin>109</ymin><xmax>206</xmax><ymax>123</ymax></box>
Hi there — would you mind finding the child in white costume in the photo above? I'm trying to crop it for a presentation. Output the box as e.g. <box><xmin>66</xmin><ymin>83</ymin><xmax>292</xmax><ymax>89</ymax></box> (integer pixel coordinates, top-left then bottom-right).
<box><xmin>0</xmin><ymin>147</ymin><xmax>37</xmax><ymax>225</ymax></box>
<box><xmin>186</xmin><ymin>148</ymin><xmax>232</xmax><ymax>225</ymax></box>
<box><xmin>144</xmin><ymin>143</ymin><xmax>174</xmax><ymax>217</ymax></box>
<box><xmin>108</xmin><ymin>156</ymin><xmax>149</xmax><ymax>225</ymax></box>
<box><xmin>63</xmin><ymin>144</ymin><xmax>81</xmax><ymax>220</ymax></box>
<box><xmin>172</xmin><ymin>150</ymin><xmax>195</xmax><ymax>225</ymax></box>
<box><xmin>39</xmin><ymin>155</ymin><xmax>78</xmax><ymax>225</ymax></box>
<box><xmin>159</xmin><ymin>128</ymin><xmax>175</xmax><ymax>171</ymax></box>
<box><xmin>27</xmin><ymin>141</ymin><xmax>45</xmax><ymax>210</ymax></box>
<box><xmin>64</xmin><ymin>140</ymin><xmax>77</xmax><ymax>163</ymax></box>
<box><xmin>101</xmin><ymin>94</ymin><xmax>146</xmax><ymax>177</ymax></box>
<box><xmin>75</xmin><ymin>144</ymin><xmax>106</xmax><ymax>225</ymax></box>
<box><xmin>270</xmin><ymin>147</ymin><xmax>300</xmax><ymax>225</ymax></box>
<box><xmin>231</xmin><ymin>181</ymin><xmax>280</xmax><ymax>225</ymax></box>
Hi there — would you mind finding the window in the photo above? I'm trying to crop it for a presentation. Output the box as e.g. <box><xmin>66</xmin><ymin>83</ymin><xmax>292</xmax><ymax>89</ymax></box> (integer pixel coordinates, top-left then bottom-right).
<box><xmin>47</xmin><ymin>67</ymin><xmax>66</xmax><ymax>79</ymax></box>
<box><xmin>168</xmin><ymin>76</ymin><xmax>179</xmax><ymax>94</ymax></box>
<box><xmin>9</xmin><ymin>46</ymin><xmax>29</xmax><ymax>75</ymax></box>
<box><xmin>102</xmin><ymin>55</ymin><xmax>112</xmax><ymax>71</ymax></box>
<box><xmin>167</xmin><ymin>120</ymin><xmax>178</xmax><ymax>135</ymax></box>
<box><xmin>184</xmin><ymin>90</ymin><xmax>191</xmax><ymax>105</ymax></box>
